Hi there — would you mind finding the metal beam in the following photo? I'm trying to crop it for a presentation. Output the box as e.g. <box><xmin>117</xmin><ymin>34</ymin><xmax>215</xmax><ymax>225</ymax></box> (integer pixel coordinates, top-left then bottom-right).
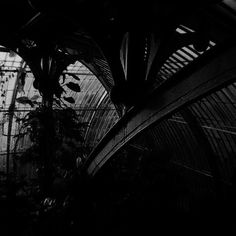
<box><xmin>85</xmin><ymin>44</ymin><xmax>236</xmax><ymax>176</ymax></box>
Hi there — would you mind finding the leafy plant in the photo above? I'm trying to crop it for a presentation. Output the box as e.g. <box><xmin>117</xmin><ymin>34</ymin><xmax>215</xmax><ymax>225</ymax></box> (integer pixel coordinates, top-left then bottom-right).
<box><xmin>16</xmin><ymin>96</ymin><xmax>34</xmax><ymax>107</ymax></box>
<box><xmin>64</xmin><ymin>72</ymin><xmax>80</xmax><ymax>81</ymax></box>
<box><xmin>18</xmin><ymin>105</ymin><xmax>87</xmax><ymax>169</ymax></box>
<box><xmin>15</xmin><ymin>68</ymin><xmax>87</xmax><ymax>199</ymax></box>
<box><xmin>65</xmin><ymin>82</ymin><xmax>81</xmax><ymax>92</ymax></box>
<box><xmin>63</xmin><ymin>96</ymin><xmax>75</xmax><ymax>104</ymax></box>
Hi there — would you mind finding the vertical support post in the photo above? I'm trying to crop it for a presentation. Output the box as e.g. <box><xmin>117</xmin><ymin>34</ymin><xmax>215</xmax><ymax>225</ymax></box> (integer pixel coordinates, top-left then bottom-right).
<box><xmin>37</xmin><ymin>53</ymin><xmax>56</xmax><ymax>196</ymax></box>
<box><xmin>125</xmin><ymin>31</ymin><xmax>147</xmax><ymax>84</ymax></box>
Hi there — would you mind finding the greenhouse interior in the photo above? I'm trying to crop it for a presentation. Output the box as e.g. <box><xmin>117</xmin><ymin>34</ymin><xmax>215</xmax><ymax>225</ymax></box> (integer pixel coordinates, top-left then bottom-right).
<box><xmin>0</xmin><ymin>0</ymin><xmax>236</xmax><ymax>235</ymax></box>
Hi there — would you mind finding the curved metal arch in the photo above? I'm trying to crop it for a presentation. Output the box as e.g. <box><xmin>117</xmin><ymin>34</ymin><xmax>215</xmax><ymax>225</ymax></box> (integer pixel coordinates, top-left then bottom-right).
<box><xmin>85</xmin><ymin>42</ymin><xmax>236</xmax><ymax>176</ymax></box>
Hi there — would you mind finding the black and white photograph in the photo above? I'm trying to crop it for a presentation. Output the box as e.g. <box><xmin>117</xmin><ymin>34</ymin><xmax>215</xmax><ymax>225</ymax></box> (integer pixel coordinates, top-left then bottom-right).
<box><xmin>0</xmin><ymin>0</ymin><xmax>235</xmax><ymax>235</ymax></box>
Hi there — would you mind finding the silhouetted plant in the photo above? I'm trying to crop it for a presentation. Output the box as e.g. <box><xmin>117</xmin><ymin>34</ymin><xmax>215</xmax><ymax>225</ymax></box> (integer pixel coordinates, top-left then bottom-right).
<box><xmin>14</xmin><ymin>67</ymin><xmax>88</xmax><ymax>199</ymax></box>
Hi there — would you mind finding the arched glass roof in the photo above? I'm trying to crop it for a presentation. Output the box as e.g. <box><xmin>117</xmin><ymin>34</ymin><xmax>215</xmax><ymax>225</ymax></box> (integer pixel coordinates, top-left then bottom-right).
<box><xmin>0</xmin><ymin>46</ymin><xmax>119</xmax><ymax>173</ymax></box>
<box><xmin>156</xmin><ymin>25</ymin><xmax>216</xmax><ymax>86</ymax></box>
<box><xmin>60</xmin><ymin>61</ymin><xmax>119</xmax><ymax>149</ymax></box>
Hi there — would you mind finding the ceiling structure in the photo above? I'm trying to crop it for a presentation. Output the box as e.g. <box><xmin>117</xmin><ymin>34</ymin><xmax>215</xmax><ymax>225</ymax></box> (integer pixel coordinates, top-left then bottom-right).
<box><xmin>0</xmin><ymin>0</ymin><xmax>235</xmax><ymax>180</ymax></box>
<box><xmin>0</xmin><ymin>48</ymin><xmax>118</xmax><ymax>172</ymax></box>
<box><xmin>79</xmin><ymin>0</ymin><xmax>236</xmax><ymax>184</ymax></box>
<box><xmin>0</xmin><ymin>2</ymin><xmax>236</xmax><ymax>234</ymax></box>
<box><xmin>0</xmin><ymin>0</ymin><xmax>235</xmax><ymax>104</ymax></box>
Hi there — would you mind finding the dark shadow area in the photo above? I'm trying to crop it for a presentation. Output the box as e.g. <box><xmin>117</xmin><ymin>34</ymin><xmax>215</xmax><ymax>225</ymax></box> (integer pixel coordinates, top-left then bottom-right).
<box><xmin>90</xmin><ymin>149</ymin><xmax>235</xmax><ymax>235</ymax></box>
<box><xmin>1</xmin><ymin>149</ymin><xmax>236</xmax><ymax>235</ymax></box>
